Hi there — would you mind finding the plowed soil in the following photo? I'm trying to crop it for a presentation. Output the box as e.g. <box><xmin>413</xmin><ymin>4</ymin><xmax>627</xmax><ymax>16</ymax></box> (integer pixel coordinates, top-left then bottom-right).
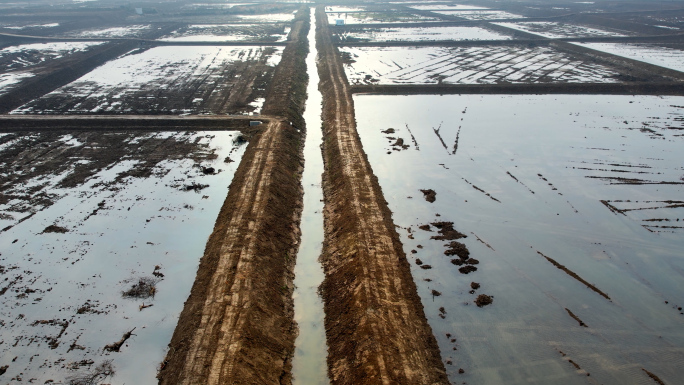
<box><xmin>315</xmin><ymin>7</ymin><xmax>448</xmax><ymax>385</ymax></box>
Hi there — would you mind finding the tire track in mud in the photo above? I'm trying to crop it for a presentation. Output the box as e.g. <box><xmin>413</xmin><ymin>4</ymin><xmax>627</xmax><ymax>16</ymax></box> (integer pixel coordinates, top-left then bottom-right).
<box><xmin>315</xmin><ymin>7</ymin><xmax>448</xmax><ymax>385</ymax></box>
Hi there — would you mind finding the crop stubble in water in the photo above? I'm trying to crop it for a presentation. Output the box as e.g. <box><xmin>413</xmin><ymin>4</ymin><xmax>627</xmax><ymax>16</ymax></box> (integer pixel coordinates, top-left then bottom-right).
<box><xmin>0</xmin><ymin>131</ymin><xmax>246</xmax><ymax>383</ymax></box>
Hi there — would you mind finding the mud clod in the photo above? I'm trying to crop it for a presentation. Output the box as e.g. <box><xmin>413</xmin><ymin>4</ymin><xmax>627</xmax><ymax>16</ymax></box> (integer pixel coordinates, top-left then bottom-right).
<box><xmin>419</xmin><ymin>224</ymin><xmax>432</xmax><ymax>231</ymax></box>
<box><xmin>66</xmin><ymin>359</ymin><xmax>115</xmax><ymax>385</ymax></box>
<box><xmin>415</xmin><ymin>258</ymin><xmax>423</xmax><ymax>266</ymax></box>
<box><xmin>475</xmin><ymin>294</ymin><xmax>493</xmax><ymax>307</ymax></box>
<box><xmin>470</xmin><ymin>282</ymin><xmax>480</xmax><ymax>290</ymax></box>
<box><xmin>183</xmin><ymin>182</ymin><xmax>209</xmax><ymax>192</ymax></box>
<box><xmin>444</xmin><ymin>241</ymin><xmax>469</xmax><ymax>259</ymax></box>
<box><xmin>458</xmin><ymin>368</ymin><xmax>465</xmax><ymax>374</ymax></box>
<box><xmin>459</xmin><ymin>265</ymin><xmax>478</xmax><ymax>274</ymax></box>
<box><xmin>42</xmin><ymin>225</ymin><xmax>69</xmax><ymax>234</ymax></box>
<box><xmin>432</xmin><ymin>290</ymin><xmax>442</xmax><ymax>297</ymax></box>
<box><xmin>421</xmin><ymin>265</ymin><xmax>433</xmax><ymax>269</ymax></box>
<box><xmin>430</xmin><ymin>222</ymin><xmax>467</xmax><ymax>241</ymax></box>
<box><xmin>103</xmin><ymin>329</ymin><xmax>135</xmax><ymax>353</ymax></box>
<box><xmin>201</xmin><ymin>166</ymin><xmax>216</xmax><ymax>175</ymax></box>
<box><xmin>420</xmin><ymin>189</ymin><xmax>437</xmax><ymax>203</ymax></box>
<box><xmin>122</xmin><ymin>277</ymin><xmax>159</xmax><ymax>299</ymax></box>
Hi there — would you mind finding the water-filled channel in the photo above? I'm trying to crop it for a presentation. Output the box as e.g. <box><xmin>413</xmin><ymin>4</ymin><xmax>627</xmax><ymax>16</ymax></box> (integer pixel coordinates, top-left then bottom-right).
<box><xmin>291</xmin><ymin>8</ymin><xmax>329</xmax><ymax>385</ymax></box>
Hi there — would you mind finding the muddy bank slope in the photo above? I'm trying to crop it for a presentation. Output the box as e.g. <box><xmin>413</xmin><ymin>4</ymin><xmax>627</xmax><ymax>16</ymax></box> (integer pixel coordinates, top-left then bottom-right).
<box><xmin>315</xmin><ymin>7</ymin><xmax>448</xmax><ymax>385</ymax></box>
<box><xmin>157</xmin><ymin>8</ymin><xmax>309</xmax><ymax>385</ymax></box>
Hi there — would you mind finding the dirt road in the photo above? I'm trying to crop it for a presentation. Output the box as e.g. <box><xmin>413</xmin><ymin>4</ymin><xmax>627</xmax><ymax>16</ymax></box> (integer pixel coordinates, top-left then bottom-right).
<box><xmin>157</xmin><ymin>8</ymin><xmax>310</xmax><ymax>385</ymax></box>
<box><xmin>315</xmin><ymin>7</ymin><xmax>448</xmax><ymax>385</ymax></box>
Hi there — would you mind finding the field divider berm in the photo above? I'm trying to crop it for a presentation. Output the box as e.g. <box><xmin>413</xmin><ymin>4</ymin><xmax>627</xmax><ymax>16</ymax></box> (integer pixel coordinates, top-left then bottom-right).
<box><xmin>315</xmin><ymin>6</ymin><xmax>449</xmax><ymax>385</ymax></box>
<box><xmin>157</xmin><ymin>7</ymin><xmax>310</xmax><ymax>385</ymax></box>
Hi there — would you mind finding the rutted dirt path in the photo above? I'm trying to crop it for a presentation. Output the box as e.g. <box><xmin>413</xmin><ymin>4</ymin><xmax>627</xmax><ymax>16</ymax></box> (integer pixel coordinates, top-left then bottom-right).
<box><xmin>315</xmin><ymin>7</ymin><xmax>448</xmax><ymax>385</ymax></box>
<box><xmin>157</xmin><ymin>8</ymin><xmax>310</xmax><ymax>385</ymax></box>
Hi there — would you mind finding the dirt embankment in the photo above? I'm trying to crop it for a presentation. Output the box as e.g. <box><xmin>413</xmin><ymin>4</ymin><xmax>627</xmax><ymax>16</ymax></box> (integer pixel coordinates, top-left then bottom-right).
<box><xmin>315</xmin><ymin>7</ymin><xmax>448</xmax><ymax>385</ymax></box>
<box><xmin>157</xmin><ymin>7</ymin><xmax>310</xmax><ymax>385</ymax></box>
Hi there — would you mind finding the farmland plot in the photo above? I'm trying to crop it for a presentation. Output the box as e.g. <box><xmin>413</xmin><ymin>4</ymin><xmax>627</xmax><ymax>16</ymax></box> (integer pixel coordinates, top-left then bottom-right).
<box><xmin>354</xmin><ymin>94</ymin><xmax>684</xmax><ymax>384</ymax></box>
<box><xmin>324</xmin><ymin>5</ymin><xmax>366</xmax><ymax>13</ymax></box>
<box><xmin>408</xmin><ymin>4</ymin><xmax>490</xmax><ymax>11</ymax></box>
<box><xmin>0</xmin><ymin>42</ymin><xmax>105</xmax><ymax>97</ymax></box>
<box><xmin>12</xmin><ymin>45</ymin><xmax>283</xmax><ymax>115</ymax></box>
<box><xmin>0</xmin><ymin>130</ymin><xmax>247</xmax><ymax>384</ymax></box>
<box><xmin>1</xmin><ymin>23</ymin><xmax>60</xmax><ymax>31</ymax></box>
<box><xmin>61</xmin><ymin>25</ymin><xmax>152</xmax><ymax>38</ymax></box>
<box><xmin>340</xmin><ymin>46</ymin><xmax>619</xmax><ymax>84</ymax></box>
<box><xmin>237</xmin><ymin>12</ymin><xmax>296</xmax><ymax>23</ymax></box>
<box><xmin>334</xmin><ymin>26</ymin><xmax>512</xmax><ymax>42</ymax></box>
<box><xmin>327</xmin><ymin>11</ymin><xmax>439</xmax><ymax>25</ymax></box>
<box><xmin>573</xmin><ymin>42</ymin><xmax>684</xmax><ymax>73</ymax></box>
<box><xmin>495</xmin><ymin>21</ymin><xmax>628</xmax><ymax>38</ymax></box>
<box><xmin>434</xmin><ymin>10</ymin><xmax>525</xmax><ymax>20</ymax></box>
<box><xmin>0</xmin><ymin>42</ymin><xmax>105</xmax><ymax>73</ymax></box>
<box><xmin>159</xmin><ymin>23</ymin><xmax>290</xmax><ymax>42</ymax></box>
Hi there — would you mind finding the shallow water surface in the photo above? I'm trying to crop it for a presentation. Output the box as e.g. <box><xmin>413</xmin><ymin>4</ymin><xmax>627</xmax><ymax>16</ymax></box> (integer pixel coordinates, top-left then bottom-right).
<box><xmin>0</xmin><ymin>131</ymin><xmax>246</xmax><ymax>384</ymax></box>
<box><xmin>354</xmin><ymin>94</ymin><xmax>684</xmax><ymax>384</ymax></box>
<box><xmin>291</xmin><ymin>8</ymin><xmax>329</xmax><ymax>385</ymax></box>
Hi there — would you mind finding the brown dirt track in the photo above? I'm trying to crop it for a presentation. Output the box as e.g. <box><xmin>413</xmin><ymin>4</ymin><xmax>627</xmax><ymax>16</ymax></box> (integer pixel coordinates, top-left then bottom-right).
<box><xmin>157</xmin><ymin>8</ymin><xmax>309</xmax><ymax>385</ymax></box>
<box><xmin>315</xmin><ymin>7</ymin><xmax>448</xmax><ymax>385</ymax></box>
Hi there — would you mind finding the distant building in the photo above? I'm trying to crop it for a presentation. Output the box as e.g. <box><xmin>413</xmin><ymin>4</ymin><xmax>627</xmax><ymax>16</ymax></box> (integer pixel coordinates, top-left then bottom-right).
<box><xmin>335</xmin><ymin>19</ymin><xmax>345</xmax><ymax>26</ymax></box>
<box><xmin>135</xmin><ymin>7</ymin><xmax>143</xmax><ymax>15</ymax></box>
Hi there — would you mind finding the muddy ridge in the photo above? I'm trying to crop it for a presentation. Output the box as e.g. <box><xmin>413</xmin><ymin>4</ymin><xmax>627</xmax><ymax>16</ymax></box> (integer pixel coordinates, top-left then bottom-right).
<box><xmin>537</xmin><ymin>251</ymin><xmax>611</xmax><ymax>301</ymax></box>
<box><xmin>157</xmin><ymin>7</ymin><xmax>310</xmax><ymax>384</ymax></box>
<box><xmin>315</xmin><ymin>7</ymin><xmax>448</xmax><ymax>384</ymax></box>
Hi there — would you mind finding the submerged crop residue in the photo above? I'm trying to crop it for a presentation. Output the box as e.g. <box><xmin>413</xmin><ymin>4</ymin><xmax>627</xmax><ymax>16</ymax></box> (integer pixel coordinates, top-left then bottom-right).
<box><xmin>12</xmin><ymin>46</ymin><xmax>283</xmax><ymax>115</ymax></box>
<box><xmin>341</xmin><ymin>46</ymin><xmax>620</xmax><ymax>85</ymax></box>
<box><xmin>0</xmin><ymin>130</ymin><xmax>246</xmax><ymax>383</ymax></box>
<box><xmin>537</xmin><ymin>251</ymin><xmax>611</xmax><ymax>300</ymax></box>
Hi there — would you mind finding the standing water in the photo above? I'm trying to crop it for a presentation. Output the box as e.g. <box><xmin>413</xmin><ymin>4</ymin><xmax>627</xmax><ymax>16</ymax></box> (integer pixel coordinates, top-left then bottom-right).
<box><xmin>291</xmin><ymin>8</ymin><xmax>329</xmax><ymax>385</ymax></box>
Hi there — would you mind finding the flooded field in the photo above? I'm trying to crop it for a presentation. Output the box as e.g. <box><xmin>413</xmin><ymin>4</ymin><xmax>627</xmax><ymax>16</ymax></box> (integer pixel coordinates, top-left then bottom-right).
<box><xmin>496</xmin><ymin>21</ymin><xmax>628</xmax><ymax>38</ymax></box>
<box><xmin>0</xmin><ymin>42</ymin><xmax>105</xmax><ymax>97</ymax></box>
<box><xmin>354</xmin><ymin>94</ymin><xmax>684</xmax><ymax>384</ymax></box>
<box><xmin>341</xmin><ymin>45</ymin><xmax>619</xmax><ymax>84</ymax></box>
<box><xmin>326</xmin><ymin>11</ymin><xmax>439</xmax><ymax>25</ymax></box>
<box><xmin>408</xmin><ymin>4</ymin><xmax>490</xmax><ymax>11</ymax></box>
<box><xmin>159</xmin><ymin>23</ymin><xmax>290</xmax><ymax>42</ymax></box>
<box><xmin>11</xmin><ymin>45</ymin><xmax>283</xmax><ymax>115</ymax></box>
<box><xmin>0</xmin><ymin>42</ymin><xmax>105</xmax><ymax>73</ymax></box>
<box><xmin>61</xmin><ymin>25</ymin><xmax>152</xmax><ymax>39</ymax></box>
<box><xmin>237</xmin><ymin>12</ymin><xmax>296</xmax><ymax>23</ymax></box>
<box><xmin>334</xmin><ymin>26</ymin><xmax>513</xmax><ymax>42</ymax></box>
<box><xmin>0</xmin><ymin>130</ymin><xmax>247</xmax><ymax>384</ymax></box>
<box><xmin>573</xmin><ymin>42</ymin><xmax>684</xmax><ymax>73</ymax></box>
<box><xmin>434</xmin><ymin>10</ymin><xmax>525</xmax><ymax>20</ymax></box>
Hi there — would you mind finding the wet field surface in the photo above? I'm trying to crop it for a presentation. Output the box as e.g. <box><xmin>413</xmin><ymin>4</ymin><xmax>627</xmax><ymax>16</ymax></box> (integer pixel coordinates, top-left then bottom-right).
<box><xmin>0</xmin><ymin>131</ymin><xmax>246</xmax><ymax>383</ymax></box>
<box><xmin>354</xmin><ymin>94</ymin><xmax>684</xmax><ymax>384</ymax></box>
<box><xmin>11</xmin><ymin>45</ymin><xmax>282</xmax><ymax>115</ymax></box>
<box><xmin>341</xmin><ymin>45</ymin><xmax>620</xmax><ymax>84</ymax></box>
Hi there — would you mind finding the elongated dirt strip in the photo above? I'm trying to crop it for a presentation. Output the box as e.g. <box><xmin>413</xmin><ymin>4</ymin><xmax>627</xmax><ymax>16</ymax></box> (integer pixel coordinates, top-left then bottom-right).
<box><xmin>158</xmin><ymin>8</ymin><xmax>310</xmax><ymax>384</ymax></box>
<box><xmin>315</xmin><ymin>7</ymin><xmax>448</xmax><ymax>385</ymax></box>
<box><xmin>157</xmin><ymin>120</ymin><xmax>302</xmax><ymax>385</ymax></box>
